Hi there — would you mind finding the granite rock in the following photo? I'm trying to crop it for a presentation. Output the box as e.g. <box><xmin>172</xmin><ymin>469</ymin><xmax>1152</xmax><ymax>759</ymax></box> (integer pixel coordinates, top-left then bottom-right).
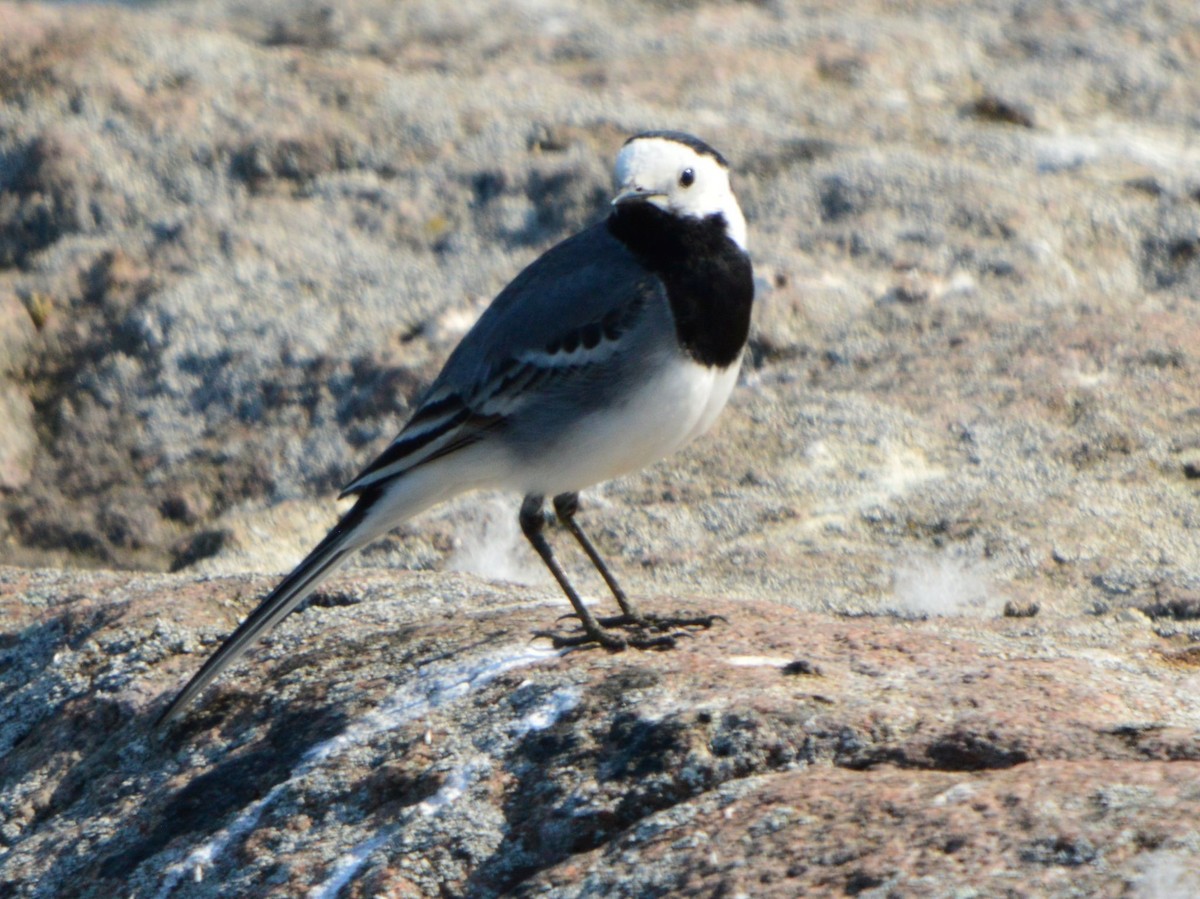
<box><xmin>2</xmin><ymin>566</ymin><xmax>1200</xmax><ymax>897</ymax></box>
<box><xmin>0</xmin><ymin>0</ymin><xmax>1197</xmax><ymax>612</ymax></box>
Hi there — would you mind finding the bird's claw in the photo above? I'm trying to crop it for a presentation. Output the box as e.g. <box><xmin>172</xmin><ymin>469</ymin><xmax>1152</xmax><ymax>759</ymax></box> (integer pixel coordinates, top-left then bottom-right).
<box><xmin>596</xmin><ymin>611</ymin><xmax>725</xmax><ymax>631</ymax></box>
<box><xmin>533</xmin><ymin>627</ymin><xmax>627</xmax><ymax>651</ymax></box>
<box><xmin>538</xmin><ymin>608</ymin><xmax>722</xmax><ymax>652</ymax></box>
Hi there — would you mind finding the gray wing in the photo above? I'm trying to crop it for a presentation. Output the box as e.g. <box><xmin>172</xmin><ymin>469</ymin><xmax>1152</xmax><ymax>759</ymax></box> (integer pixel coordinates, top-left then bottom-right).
<box><xmin>433</xmin><ymin>220</ymin><xmax>663</xmax><ymax>387</ymax></box>
<box><xmin>341</xmin><ymin>221</ymin><xmax>666</xmax><ymax>496</ymax></box>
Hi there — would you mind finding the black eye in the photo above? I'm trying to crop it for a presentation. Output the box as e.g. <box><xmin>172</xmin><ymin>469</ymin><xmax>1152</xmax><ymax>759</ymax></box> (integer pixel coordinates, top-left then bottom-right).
<box><xmin>679</xmin><ymin>167</ymin><xmax>695</xmax><ymax>188</ymax></box>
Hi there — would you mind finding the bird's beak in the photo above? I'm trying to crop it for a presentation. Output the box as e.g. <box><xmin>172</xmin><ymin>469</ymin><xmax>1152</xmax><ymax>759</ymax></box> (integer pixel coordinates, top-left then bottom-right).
<box><xmin>611</xmin><ymin>185</ymin><xmax>666</xmax><ymax>206</ymax></box>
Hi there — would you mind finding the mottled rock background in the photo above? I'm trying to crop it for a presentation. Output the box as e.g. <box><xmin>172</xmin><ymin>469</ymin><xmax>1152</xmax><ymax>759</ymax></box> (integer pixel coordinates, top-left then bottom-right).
<box><xmin>3</xmin><ymin>0</ymin><xmax>1200</xmax><ymax>896</ymax></box>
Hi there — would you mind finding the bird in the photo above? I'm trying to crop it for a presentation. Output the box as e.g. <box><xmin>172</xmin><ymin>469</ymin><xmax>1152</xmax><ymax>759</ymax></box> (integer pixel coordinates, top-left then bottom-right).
<box><xmin>157</xmin><ymin>130</ymin><xmax>754</xmax><ymax>725</ymax></box>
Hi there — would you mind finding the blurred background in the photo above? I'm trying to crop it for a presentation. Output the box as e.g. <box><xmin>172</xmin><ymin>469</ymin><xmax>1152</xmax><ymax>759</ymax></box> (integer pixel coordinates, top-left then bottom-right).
<box><xmin>2</xmin><ymin>0</ymin><xmax>1199</xmax><ymax>620</ymax></box>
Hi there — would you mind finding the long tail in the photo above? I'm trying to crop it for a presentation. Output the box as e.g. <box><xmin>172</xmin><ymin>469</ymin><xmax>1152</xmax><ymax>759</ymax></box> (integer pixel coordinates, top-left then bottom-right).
<box><xmin>156</xmin><ymin>489</ymin><xmax>384</xmax><ymax>727</ymax></box>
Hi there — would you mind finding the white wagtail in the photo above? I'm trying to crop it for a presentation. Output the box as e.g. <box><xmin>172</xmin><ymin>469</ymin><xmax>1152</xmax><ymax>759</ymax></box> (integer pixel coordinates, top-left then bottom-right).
<box><xmin>158</xmin><ymin>130</ymin><xmax>754</xmax><ymax>724</ymax></box>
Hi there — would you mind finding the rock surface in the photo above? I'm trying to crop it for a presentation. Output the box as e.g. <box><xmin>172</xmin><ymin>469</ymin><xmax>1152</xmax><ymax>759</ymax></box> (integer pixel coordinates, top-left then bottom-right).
<box><xmin>1</xmin><ymin>0</ymin><xmax>1198</xmax><ymax>611</ymax></box>
<box><xmin>4</xmin><ymin>565</ymin><xmax>1200</xmax><ymax>897</ymax></box>
<box><xmin>3</xmin><ymin>0</ymin><xmax>1200</xmax><ymax>895</ymax></box>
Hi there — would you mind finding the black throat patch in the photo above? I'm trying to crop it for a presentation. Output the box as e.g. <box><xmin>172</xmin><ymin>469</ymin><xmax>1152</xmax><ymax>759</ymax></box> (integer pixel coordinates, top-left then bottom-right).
<box><xmin>607</xmin><ymin>203</ymin><xmax>754</xmax><ymax>368</ymax></box>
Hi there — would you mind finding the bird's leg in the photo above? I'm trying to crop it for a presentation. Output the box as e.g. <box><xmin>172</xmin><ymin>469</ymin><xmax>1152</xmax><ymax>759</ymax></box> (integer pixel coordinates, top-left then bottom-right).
<box><xmin>520</xmin><ymin>494</ymin><xmax>625</xmax><ymax>650</ymax></box>
<box><xmin>551</xmin><ymin>492</ymin><xmax>724</xmax><ymax>636</ymax></box>
<box><xmin>552</xmin><ymin>492</ymin><xmax>646</xmax><ymax>625</ymax></box>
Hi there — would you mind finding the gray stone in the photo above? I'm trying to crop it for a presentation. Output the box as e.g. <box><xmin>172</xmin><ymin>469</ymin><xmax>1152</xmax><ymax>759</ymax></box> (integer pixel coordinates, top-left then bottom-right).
<box><xmin>2</xmin><ymin>567</ymin><xmax>1200</xmax><ymax>897</ymax></box>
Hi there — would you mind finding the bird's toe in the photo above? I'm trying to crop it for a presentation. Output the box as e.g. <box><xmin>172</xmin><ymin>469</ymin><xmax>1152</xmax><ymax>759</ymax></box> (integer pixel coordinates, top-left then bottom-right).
<box><xmin>533</xmin><ymin>627</ymin><xmax>627</xmax><ymax>651</ymax></box>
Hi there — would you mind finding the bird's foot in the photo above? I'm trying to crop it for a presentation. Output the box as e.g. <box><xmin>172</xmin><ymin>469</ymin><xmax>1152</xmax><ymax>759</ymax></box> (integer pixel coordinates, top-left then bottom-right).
<box><xmin>597</xmin><ymin>610</ymin><xmax>726</xmax><ymax>632</ymax></box>
<box><xmin>539</xmin><ymin>609</ymin><xmax>723</xmax><ymax>651</ymax></box>
<box><xmin>533</xmin><ymin>624</ymin><xmax>628</xmax><ymax>651</ymax></box>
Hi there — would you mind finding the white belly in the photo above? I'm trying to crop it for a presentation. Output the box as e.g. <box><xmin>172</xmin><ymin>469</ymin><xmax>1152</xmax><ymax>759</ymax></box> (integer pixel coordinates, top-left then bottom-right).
<box><xmin>518</xmin><ymin>353</ymin><xmax>743</xmax><ymax>496</ymax></box>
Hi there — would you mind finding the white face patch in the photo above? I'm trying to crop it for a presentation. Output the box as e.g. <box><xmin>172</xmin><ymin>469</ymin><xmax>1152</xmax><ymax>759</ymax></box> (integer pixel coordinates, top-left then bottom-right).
<box><xmin>613</xmin><ymin>136</ymin><xmax>748</xmax><ymax>250</ymax></box>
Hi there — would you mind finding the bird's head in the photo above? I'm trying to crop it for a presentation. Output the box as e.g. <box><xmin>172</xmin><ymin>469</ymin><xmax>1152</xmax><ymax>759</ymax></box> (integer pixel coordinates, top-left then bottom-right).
<box><xmin>612</xmin><ymin>131</ymin><xmax>747</xmax><ymax>251</ymax></box>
